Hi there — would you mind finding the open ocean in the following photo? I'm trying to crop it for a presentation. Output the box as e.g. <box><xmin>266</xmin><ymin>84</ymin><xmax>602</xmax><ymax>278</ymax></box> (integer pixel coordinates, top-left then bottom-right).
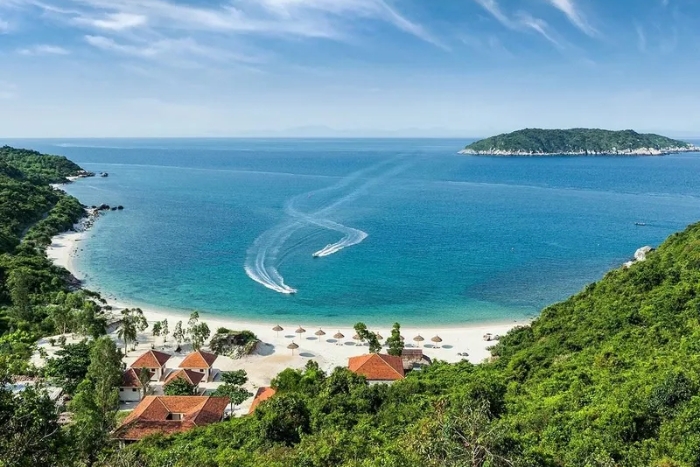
<box><xmin>8</xmin><ymin>138</ymin><xmax>700</xmax><ymax>326</ymax></box>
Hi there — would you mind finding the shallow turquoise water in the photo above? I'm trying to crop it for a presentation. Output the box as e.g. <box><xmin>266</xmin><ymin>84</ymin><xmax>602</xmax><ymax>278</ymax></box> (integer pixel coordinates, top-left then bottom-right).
<box><xmin>10</xmin><ymin>138</ymin><xmax>700</xmax><ymax>326</ymax></box>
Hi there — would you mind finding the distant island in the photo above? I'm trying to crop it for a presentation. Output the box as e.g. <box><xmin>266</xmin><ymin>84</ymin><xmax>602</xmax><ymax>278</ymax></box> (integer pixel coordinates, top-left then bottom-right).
<box><xmin>460</xmin><ymin>128</ymin><xmax>699</xmax><ymax>156</ymax></box>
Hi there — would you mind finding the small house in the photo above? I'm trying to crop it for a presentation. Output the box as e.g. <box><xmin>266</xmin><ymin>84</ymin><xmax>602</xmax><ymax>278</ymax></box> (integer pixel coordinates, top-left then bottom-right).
<box><xmin>164</xmin><ymin>369</ymin><xmax>205</xmax><ymax>393</ymax></box>
<box><xmin>179</xmin><ymin>350</ymin><xmax>218</xmax><ymax>382</ymax></box>
<box><xmin>119</xmin><ymin>368</ymin><xmax>147</xmax><ymax>402</ymax></box>
<box><xmin>248</xmin><ymin>387</ymin><xmax>276</xmax><ymax>414</ymax></box>
<box><xmin>113</xmin><ymin>395</ymin><xmax>229</xmax><ymax>443</ymax></box>
<box><xmin>348</xmin><ymin>353</ymin><xmax>405</xmax><ymax>384</ymax></box>
<box><xmin>130</xmin><ymin>350</ymin><xmax>171</xmax><ymax>381</ymax></box>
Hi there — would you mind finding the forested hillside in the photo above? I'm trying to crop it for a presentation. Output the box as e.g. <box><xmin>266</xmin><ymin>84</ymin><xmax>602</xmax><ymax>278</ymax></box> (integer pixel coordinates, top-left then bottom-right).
<box><xmin>0</xmin><ymin>146</ymin><xmax>99</xmax><ymax>364</ymax></box>
<box><xmin>111</xmin><ymin>222</ymin><xmax>700</xmax><ymax>466</ymax></box>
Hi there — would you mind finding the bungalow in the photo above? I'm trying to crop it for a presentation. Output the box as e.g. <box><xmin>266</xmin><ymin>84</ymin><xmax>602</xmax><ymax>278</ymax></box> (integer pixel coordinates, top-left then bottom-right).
<box><xmin>348</xmin><ymin>353</ymin><xmax>405</xmax><ymax>384</ymax></box>
<box><xmin>119</xmin><ymin>368</ymin><xmax>147</xmax><ymax>402</ymax></box>
<box><xmin>179</xmin><ymin>350</ymin><xmax>218</xmax><ymax>382</ymax></box>
<box><xmin>164</xmin><ymin>369</ymin><xmax>205</xmax><ymax>393</ymax></box>
<box><xmin>112</xmin><ymin>395</ymin><xmax>229</xmax><ymax>443</ymax></box>
<box><xmin>130</xmin><ymin>350</ymin><xmax>171</xmax><ymax>381</ymax></box>
<box><xmin>248</xmin><ymin>387</ymin><xmax>276</xmax><ymax>414</ymax></box>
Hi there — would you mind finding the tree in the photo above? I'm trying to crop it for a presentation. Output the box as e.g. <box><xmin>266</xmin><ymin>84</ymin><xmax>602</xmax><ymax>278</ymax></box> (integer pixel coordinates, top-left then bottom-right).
<box><xmin>137</xmin><ymin>367</ymin><xmax>152</xmax><ymax>399</ymax></box>
<box><xmin>186</xmin><ymin>311</ymin><xmax>211</xmax><ymax>350</ymax></box>
<box><xmin>161</xmin><ymin>319</ymin><xmax>169</xmax><ymax>343</ymax></box>
<box><xmin>354</xmin><ymin>322</ymin><xmax>381</xmax><ymax>353</ymax></box>
<box><xmin>190</xmin><ymin>322</ymin><xmax>211</xmax><ymax>351</ymax></box>
<box><xmin>385</xmin><ymin>322</ymin><xmax>404</xmax><ymax>357</ymax></box>
<box><xmin>70</xmin><ymin>336</ymin><xmax>123</xmax><ymax>466</ymax></box>
<box><xmin>0</xmin><ymin>380</ymin><xmax>67</xmax><ymax>467</ymax></box>
<box><xmin>116</xmin><ymin>308</ymin><xmax>148</xmax><ymax>356</ymax></box>
<box><xmin>173</xmin><ymin>320</ymin><xmax>185</xmax><ymax>347</ymax></box>
<box><xmin>43</xmin><ymin>339</ymin><xmax>92</xmax><ymax>394</ymax></box>
<box><xmin>47</xmin><ymin>304</ymin><xmax>75</xmax><ymax>335</ymax></box>
<box><xmin>152</xmin><ymin>321</ymin><xmax>162</xmax><ymax>342</ymax></box>
<box><xmin>255</xmin><ymin>393</ymin><xmax>310</xmax><ymax>445</ymax></box>
<box><xmin>214</xmin><ymin>370</ymin><xmax>253</xmax><ymax>414</ymax></box>
<box><xmin>164</xmin><ymin>377</ymin><xmax>197</xmax><ymax>396</ymax></box>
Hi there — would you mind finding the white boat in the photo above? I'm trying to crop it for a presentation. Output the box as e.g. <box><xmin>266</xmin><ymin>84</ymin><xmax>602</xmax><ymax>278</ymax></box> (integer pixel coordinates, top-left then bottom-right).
<box><xmin>312</xmin><ymin>244</ymin><xmax>333</xmax><ymax>258</ymax></box>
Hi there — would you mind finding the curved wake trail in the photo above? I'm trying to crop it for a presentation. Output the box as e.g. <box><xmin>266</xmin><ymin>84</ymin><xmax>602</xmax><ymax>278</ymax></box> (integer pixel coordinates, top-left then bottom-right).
<box><xmin>244</xmin><ymin>158</ymin><xmax>410</xmax><ymax>294</ymax></box>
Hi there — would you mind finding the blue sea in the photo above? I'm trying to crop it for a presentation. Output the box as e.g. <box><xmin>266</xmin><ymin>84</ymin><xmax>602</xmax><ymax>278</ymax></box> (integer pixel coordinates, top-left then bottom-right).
<box><xmin>8</xmin><ymin>138</ymin><xmax>700</xmax><ymax>326</ymax></box>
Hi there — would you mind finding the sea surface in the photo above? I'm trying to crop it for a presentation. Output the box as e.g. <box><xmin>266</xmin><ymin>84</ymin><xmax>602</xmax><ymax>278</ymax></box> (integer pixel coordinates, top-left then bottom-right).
<box><xmin>7</xmin><ymin>138</ymin><xmax>700</xmax><ymax>326</ymax></box>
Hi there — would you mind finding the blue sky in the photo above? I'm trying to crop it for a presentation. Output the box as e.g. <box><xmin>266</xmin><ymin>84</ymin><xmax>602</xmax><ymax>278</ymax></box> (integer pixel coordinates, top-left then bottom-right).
<box><xmin>0</xmin><ymin>0</ymin><xmax>699</xmax><ymax>137</ymax></box>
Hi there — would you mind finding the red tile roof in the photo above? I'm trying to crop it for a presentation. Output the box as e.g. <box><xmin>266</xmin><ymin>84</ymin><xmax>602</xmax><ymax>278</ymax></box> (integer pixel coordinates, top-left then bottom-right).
<box><xmin>121</xmin><ymin>368</ymin><xmax>147</xmax><ymax>388</ymax></box>
<box><xmin>179</xmin><ymin>350</ymin><xmax>217</xmax><ymax>369</ymax></box>
<box><xmin>130</xmin><ymin>350</ymin><xmax>171</xmax><ymax>369</ymax></box>
<box><xmin>348</xmin><ymin>353</ymin><xmax>405</xmax><ymax>381</ymax></box>
<box><xmin>113</xmin><ymin>396</ymin><xmax>228</xmax><ymax>441</ymax></box>
<box><xmin>248</xmin><ymin>387</ymin><xmax>276</xmax><ymax>414</ymax></box>
<box><xmin>164</xmin><ymin>369</ymin><xmax>205</xmax><ymax>386</ymax></box>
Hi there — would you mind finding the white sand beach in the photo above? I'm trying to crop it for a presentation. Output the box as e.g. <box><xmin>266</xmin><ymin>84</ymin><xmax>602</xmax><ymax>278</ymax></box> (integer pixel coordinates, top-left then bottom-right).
<box><xmin>44</xmin><ymin>227</ymin><xmax>527</xmax><ymax>412</ymax></box>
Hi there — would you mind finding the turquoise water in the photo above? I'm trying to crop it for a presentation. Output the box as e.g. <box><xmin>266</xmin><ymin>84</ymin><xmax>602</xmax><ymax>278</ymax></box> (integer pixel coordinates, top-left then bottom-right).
<box><xmin>9</xmin><ymin>138</ymin><xmax>700</xmax><ymax>326</ymax></box>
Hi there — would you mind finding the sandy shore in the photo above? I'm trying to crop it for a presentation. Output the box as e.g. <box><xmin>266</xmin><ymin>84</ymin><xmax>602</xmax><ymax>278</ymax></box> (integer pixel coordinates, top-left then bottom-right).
<box><xmin>45</xmin><ymin>224</ymin><xmax>527</xmax><ymax>410</ymax></box>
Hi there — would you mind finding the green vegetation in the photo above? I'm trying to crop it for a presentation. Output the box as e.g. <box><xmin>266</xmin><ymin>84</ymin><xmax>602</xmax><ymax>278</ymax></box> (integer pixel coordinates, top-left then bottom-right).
<box><xmin>105</xmin><ymin>221</ymin><xmax>700</xmax><ymax>467</ymax></box>
<box><xmin>164</xmin><ymin>377</ymin><xmax>197</xmax><ymax>396</ymax></box>
<box><xmin>4</xmin><ymin>145</ymin><xmax>700</xmax><ymax>466</ymax></box>
<box><xmin>463</xmin><ymin>128</ymin><xmax>697</xmax><ymax>155</ymax></box>
<box><xmin>214</xmin><ymin>370</ymin><xmax>253</xmax><ymax>413</ymax></box>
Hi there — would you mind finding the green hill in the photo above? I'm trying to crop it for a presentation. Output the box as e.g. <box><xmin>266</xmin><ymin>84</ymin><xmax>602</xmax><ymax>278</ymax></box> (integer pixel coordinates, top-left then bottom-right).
<box><xmin>462</xmin><ymin>128</ymin><xmax>698</xmax><ymax>156</ymax></box>
<box><xmin>117</xmin><ymin>222</ymin><xmax>700</xmax><ymax>467</ymax></box>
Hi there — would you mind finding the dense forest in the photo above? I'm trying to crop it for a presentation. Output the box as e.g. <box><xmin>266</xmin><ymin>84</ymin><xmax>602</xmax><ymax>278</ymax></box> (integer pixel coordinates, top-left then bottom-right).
<box><xmin>462</xmin><ymin>128</ymin><xmax>697</xmax><ymax>155</ymax></box>
<box><xmin>2</xmin><ymin>146</ymin><xmax>700</xmax><ymax>466</ymax></box>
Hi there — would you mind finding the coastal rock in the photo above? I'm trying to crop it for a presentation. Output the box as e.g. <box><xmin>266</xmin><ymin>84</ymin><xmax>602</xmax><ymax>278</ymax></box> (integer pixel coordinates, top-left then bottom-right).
<box><xmin>100</xmin><ymin>172</ymin><xmax>109</xmax><ymax>177</ymax></box>
<box><xmin>624</xmin><ymin>245</ymin><xmax>654</xmax><ymax>268</ymax></box>
<box><xmin>634</xmin><ymin>246</ymin><xmax>654</xmax><ymax>262</ymax></box>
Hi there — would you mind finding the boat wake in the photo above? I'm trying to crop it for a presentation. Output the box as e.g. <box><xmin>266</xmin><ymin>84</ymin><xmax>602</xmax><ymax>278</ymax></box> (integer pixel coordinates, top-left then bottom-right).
<box><xmin>244</xmin><ymin>158</ymin><xmax>408</xmax><ymax>294</ymax></box>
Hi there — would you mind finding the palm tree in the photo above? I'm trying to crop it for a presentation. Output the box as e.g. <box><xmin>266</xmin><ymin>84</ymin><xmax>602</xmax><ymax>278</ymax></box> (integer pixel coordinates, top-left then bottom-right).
<box><xmin>117</xmin><ymin>308</ymin><xmax>148</xmax><ymax>356</ymax></box>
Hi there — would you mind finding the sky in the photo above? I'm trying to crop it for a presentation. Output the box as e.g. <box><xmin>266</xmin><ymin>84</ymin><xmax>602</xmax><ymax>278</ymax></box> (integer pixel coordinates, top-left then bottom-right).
<box><xmin>0</xmin><ymin>0</ymin><xmax>699</xmax><ymax>137</ymax></box>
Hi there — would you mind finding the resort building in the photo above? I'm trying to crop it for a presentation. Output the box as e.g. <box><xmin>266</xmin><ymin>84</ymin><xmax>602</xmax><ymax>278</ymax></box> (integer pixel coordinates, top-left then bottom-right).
<box><xmin>348</xmin><ymin>353</ymin><xmax>405</xmax><ymax>384</ymax></box>
<box><xmin>179</xmin><ymin>349</ymin><xmax>218</xmax><ymax>382</ymax></box>
<box><xmin>130</xmin><ymin>350</ymin><xmax>171</xmax><ymax>381</ymax></box>
<box><xmin>164</xmin><ymin>369</ymin><xmax>205</xmax><ymax>393</ymax></box>
<box><xmin>248</xmin><ymin>387</ymin><xmax>276</xmax><ymax>414</ymax></box>
<box><xmin>119</xmin><ymin>368</ymin><xmax>146</xmax><ymax>402</ymax></box>
<box><xmin>113</xmin><ymin>395</ymin><xmax>229</xmax><ymax>442</ymax></box>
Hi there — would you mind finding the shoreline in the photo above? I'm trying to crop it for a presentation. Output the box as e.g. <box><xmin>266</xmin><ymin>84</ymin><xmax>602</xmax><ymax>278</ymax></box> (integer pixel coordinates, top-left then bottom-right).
<box><xmin>46</xmin><ymin>225</ymin><xmax>525</xmax><ymax>368</ymax></box>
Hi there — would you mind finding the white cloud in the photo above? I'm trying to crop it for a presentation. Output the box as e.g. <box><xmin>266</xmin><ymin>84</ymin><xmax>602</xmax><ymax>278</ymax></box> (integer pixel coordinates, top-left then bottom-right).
<box><xmin>0</xmin><ymin>18</ymin><xmax>9</xmax><ymax>33</ymax></box>
<box><xmin>0</xmin><ymin>81</ymin><xmax>16</xmax><ymax>99</ymax></box>
<box><xmin>17</xmin><ymin>44</ymin><xmax>70</xmax><ymax>55</ymax></box>
<box><xmin>75</xmin><ymin>12</ymin><xmax>147</xmax><ymax>30</ymax></box>
<box><xmin>635</xmin><ymin>23</ymin><xmax>646</xmax><ymax>52</ymax></box>
<box><xmin>473</xmin><ymin>0</ymin><xmax>562</xmax><ymax>48</ymax></box>
<box><xmin>546</xmin><ymin>0</ymin><xmax>598</xmax><ymax>37</ymax></box>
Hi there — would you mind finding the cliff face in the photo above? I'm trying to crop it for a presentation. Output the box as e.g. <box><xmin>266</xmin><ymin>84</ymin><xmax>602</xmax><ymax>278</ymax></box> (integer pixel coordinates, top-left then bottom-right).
<box><xmin>461</xmin><ymin>128</ymin><xmax>699</xmax><ymax>156</ymax></box>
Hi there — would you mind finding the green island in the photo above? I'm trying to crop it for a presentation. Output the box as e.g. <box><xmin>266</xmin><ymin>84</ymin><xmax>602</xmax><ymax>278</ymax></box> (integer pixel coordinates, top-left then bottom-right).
<box><xmin>461</xmin><ymin>128</ymin><xmax>699</xmax><ymax>156</ymax></box>
<box><xmin>1</xmin><ymin>146</ymin><xmax>700</xmax><ymax>466</ymax></box>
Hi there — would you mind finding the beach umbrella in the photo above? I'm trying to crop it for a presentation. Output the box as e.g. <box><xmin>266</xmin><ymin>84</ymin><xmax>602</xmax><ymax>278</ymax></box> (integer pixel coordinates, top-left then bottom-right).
<box><xmin>272</xmin><ymin>325</ymin><xmax>283</xmax><ymax>338</ymax></box>
<box><xmin>287</xmin><ymin>342</ymin><xmax>299</xmax><ymax>355</ymax></box>
<box><xmin>333</xmin><ymin>331</ymin><xmax>345</xmax><ymax>340</ymax></box>
<box><xmin>353</xmin><ymin>334</ymin><xmax>361</xmax><ymax>345</ymax></box>
<box><xmin>375</xmin><ymin>332</ymin><xmax>383</xmax><ymax>340</ymax></box>
<box><xmin>431</xmin><ymin>335</ymin><xmax>443</xmax><ymax>347</ymax></box>
<box><xmin>314</xmin><ymin>329</ymin><xmax>326</xmax><ymax>342</ymax></box>
<box><xmin>413</xmin><ymin>335</ymin><xmax>425</xmax><ymax>348</ymax></box>
<box><xmin>296</xmin><ymin>326</ymin><xmax>306</xmax><ymax>339</ymax></box>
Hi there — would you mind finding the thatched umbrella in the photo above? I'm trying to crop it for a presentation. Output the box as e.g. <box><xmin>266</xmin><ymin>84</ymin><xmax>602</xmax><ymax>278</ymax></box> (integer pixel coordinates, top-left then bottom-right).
<box><xmin>375</xmin><ymin>332</ymin><xmax>383</xmax><ymax>340</ymax></box>
<box><xmin>287</xmin><ymin>342</ymin><xmax>299</xmax><ymax>355</ymax></box>
<box><xmin>413</xmin><ymin>334</ymin><xmax>425</xmax><ymax>348</ymax></box>
<box><xmin>431</xmin><ymin>335</ymin><xmax>443</xmax><ymax>347</ymax></box>
<box><xmin>333</xmin><ymin>331</ymin><xmax>345</xmax><ymax>340</ymax></box>
<box><xmin>353</xmin><ymin>334</ymin><xmax>361</xmax><ymax>345</ymax></box>
<box><xmin>296</xmin><ymin>326</ymin><xmax>306</xmax><ymax>340</ymax></box>
<box><xmin>272</xmin><ymin>325</ymin><xmax>283</xmax><ymax>338</ymax></box>
<box><xmin>314</xmin><ymin>329</ymin><xmax>326</xmax><ymax>342</ymax></box>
